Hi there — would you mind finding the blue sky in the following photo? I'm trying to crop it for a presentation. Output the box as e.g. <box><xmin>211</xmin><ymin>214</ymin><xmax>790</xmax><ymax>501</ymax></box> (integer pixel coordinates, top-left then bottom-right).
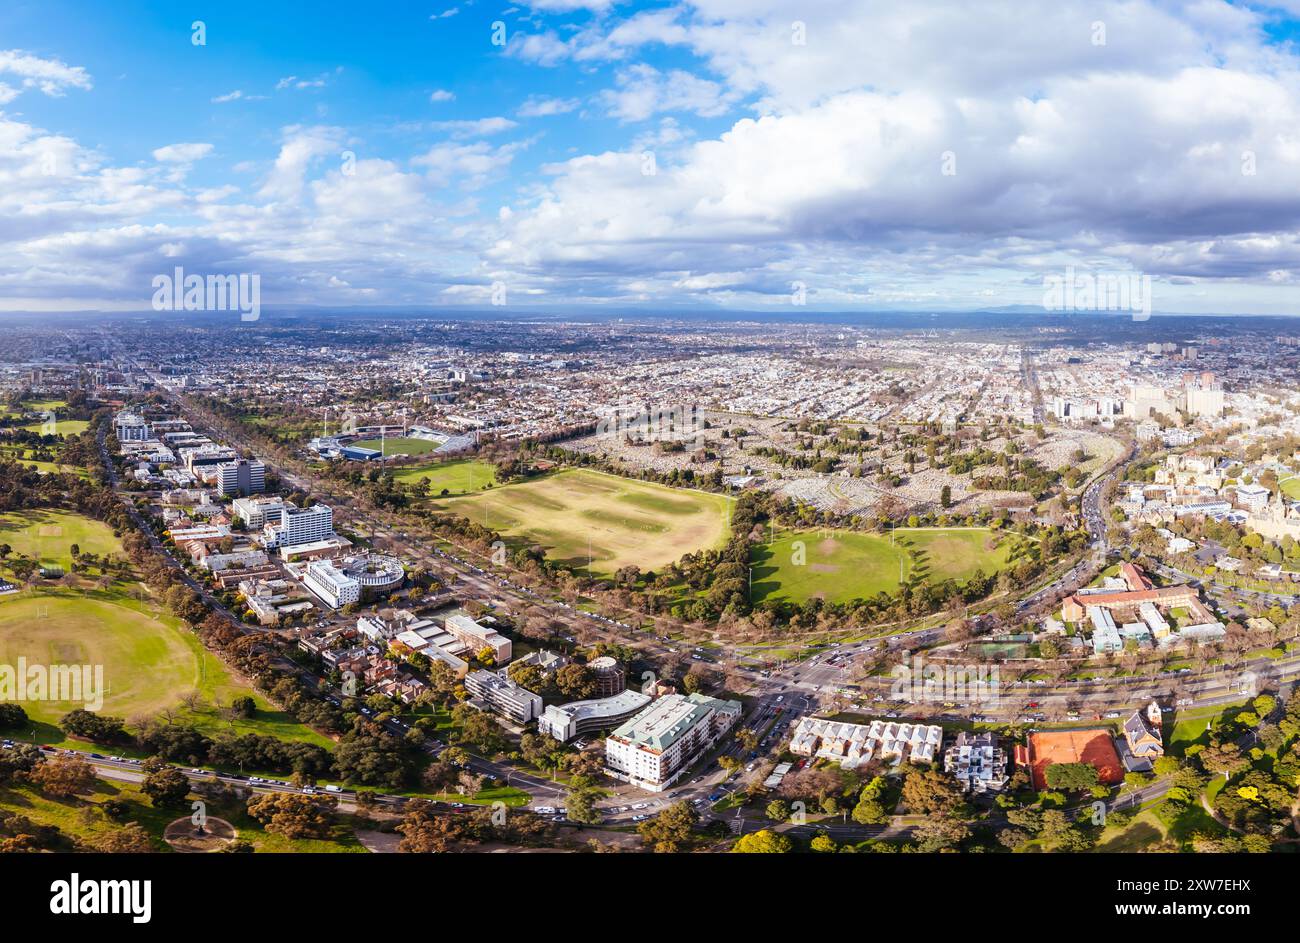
<box><xmin>5</xmin><ymin>1</ymin><xmax>1300</xmax><ymax>314</ymax></box>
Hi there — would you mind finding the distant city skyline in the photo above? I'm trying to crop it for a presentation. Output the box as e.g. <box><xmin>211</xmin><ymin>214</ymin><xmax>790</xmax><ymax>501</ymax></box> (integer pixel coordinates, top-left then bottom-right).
<box><xmin>5</xmin><ymin>1</ymin><xmax>1300</xmax><ymax>315</ymax></box>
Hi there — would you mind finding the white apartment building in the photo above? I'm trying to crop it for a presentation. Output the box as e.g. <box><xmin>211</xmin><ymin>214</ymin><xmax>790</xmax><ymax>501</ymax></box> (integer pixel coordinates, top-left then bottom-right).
<box><xmin>114</xmin><ymin>411</ymin><xmax>150</xmax><ymax>442</ymax></box>
<box><xmin>302</xmin><ymin>559</ymin><xmax>361</xmax><ymax>609</ymax></box>
<box><xmin>1184</xmin><ymin>384</ymin><xmax>1224</xmax><ymax>418</ymax></box>
<box><xmin>463</xmin><ymin>669</ymin><xmax>542</xmax><ymax>723</ymax></box>
<box><xmin>268</xmin><ymin>504</ymin><xmax>334</xmax><ymax>548</ymax></box>
<box><xmin>943</xmin><ymin>732</ymin><xmax>1009</xmax><ymax>793</ymax></box>
<box><xmin>538</xmin><ymin>689</ymin><xmax>652</xmax><ymax>743</ymax></box>
<box><xmin>788</xmin><ymin>717</ymin><xmax>943</xmax><ymax>769</ymax></box>
<box><xmin>180</xmin><ymin>443</ymin><xmax>238</xmax><ymax>472</ymax></box>
<box><xmin>605</xmin><ymin>693</ymin><xmax>742</xmax><ymax>792</ymax></box>
<box><xmin>444</xmin><ymin>614</ymin><xmax>511</xmax><ymax>664</ymax></box>
<box><xmin>232</xmin><ymin>496</ymin><xmax>286</xmax><ymax>529</ymax></box>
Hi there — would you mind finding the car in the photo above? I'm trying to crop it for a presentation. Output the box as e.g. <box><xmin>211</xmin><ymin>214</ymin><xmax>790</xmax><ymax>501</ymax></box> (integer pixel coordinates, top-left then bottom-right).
<box><xmin>302</xmin><ymin>786</ymin><xmax>317</xmax><ymax>794</ymax></box>
<box><xmin>775</xmin><ymin>695</ymin><xmax>783</xmax><ymax>702</ymax></box>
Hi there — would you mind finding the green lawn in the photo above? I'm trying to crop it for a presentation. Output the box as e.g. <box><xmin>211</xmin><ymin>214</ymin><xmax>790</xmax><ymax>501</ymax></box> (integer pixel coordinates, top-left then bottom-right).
<box><xmin>0</xmin><ymin>508</ymin><xmax>122</xmax><ymax>569</ymax></box>
<box><xmin>750</xmin><ymin>526</ymin><xmax>1021</xmax><ymax>605</ymax></box>
<box><xmin>393</xmin><ymin>458</ymin><xmax>498</xmax><ymax>495</ymax></box>
<box><xmin>21</xmin><ymin>419</ymin><xmax>89</xmax><ymax>437</ymax></box>
<box><xmin>413</xmin><ymin>785</ymin><xmax>531</xmax><ymax>807</ymax></box>
<box><xmin>432</xmin><ymin>468</ymin><xmax>733</xmax><ymax>576</ymax></box>
<box><xmin>0</xmin><ymin>588</ymin><xmax>332</xmax><ymax>748</ymax></box>
<box><xmin>1168</xmin><ymin>701</ymin><xmax>1247</xmax><ymax>757</ymax></box>
<box><xmin>0</xmin><ymin>780</ymin><xmax>367</xmax><ymax>853</ymax></box>
<box><xmin>1281</xmin><ymin>476</ymin><xmax>1300</xmax><ymax>500</ymax></box>
<box><xmin>0</xmin><ymin>398</ymin><xmax>67</xmax><ymax>419</ymax></box>
<box><xmin>353</xmin><ymin>436</ymin><xmax>440</xmax><ymax>456</ymax></box>
<box><xmin>1095</xmin><ymin>808</ymin><xmax>1168</xmax><ymax>852</ymax></box>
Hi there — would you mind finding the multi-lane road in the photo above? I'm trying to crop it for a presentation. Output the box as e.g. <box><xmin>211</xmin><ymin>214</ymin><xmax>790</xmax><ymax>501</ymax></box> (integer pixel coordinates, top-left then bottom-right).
<box><xmin>119</xmin><ymin>391</ymin><xmax>1300</xmax><ymax>830</ymax></box>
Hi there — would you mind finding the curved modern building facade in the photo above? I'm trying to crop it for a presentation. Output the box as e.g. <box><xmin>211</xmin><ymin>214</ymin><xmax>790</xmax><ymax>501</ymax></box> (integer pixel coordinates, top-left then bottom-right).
<box><xmin>538</xmin><ymin>689</ymin><xmax>651</xmax><ymax>743</ymax></box>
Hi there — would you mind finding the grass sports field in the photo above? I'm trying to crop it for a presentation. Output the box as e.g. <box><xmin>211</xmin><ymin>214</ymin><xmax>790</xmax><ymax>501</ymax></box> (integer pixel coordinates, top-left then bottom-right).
<box><xmin>0</xmin><ymin>398</ymin><xmax>67</xmax><ymax>419</ymax></box>
<box><xmin>353</xmin><ymin>436</ymin><xmax>440</xmax><ymax>456</ymax></box>
<box><xmin>432</xmin><ymin>468</ymin><xmax>732</xmax><ymax>575</ymax></box>
<box><xmin>21</xmin><ymin>418</ymin><xmax>89</xmax><ymax>437</ymax></box>
<box><xmin>0</xmin><ymin>590</ymin><xmax>332</xmax><ymax>747</ymax></box>
<box><xmin>750</xmin><ymin>526</ymin><xmax>1020</xmax><ymax>605</ymax></box>
<box><xmin>0</xmin><ymin>593</ymin><xmax>205</xmax><ymax>724</ymax></box>
<box><xmin>0</xmin><ymin>508</ymin><xmax>122</xmax><ymax>569</ymax></box>
<box><xmin>393</xmin><ymin>458</ymin><xmax>498</xmax><ymax>495</ymax></box>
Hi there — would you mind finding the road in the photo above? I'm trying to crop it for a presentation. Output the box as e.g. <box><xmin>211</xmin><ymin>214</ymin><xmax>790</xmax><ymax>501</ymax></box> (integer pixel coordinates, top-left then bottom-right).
<box><xmin>112</xmin><ymin>388</ymin><xmax>1300</xmax><ymax>835</ymax></box>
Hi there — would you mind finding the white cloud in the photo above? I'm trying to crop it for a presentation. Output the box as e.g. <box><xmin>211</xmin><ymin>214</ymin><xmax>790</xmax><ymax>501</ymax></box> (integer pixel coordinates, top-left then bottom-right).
<box><xmin>599</xmin><ymin>64</ymin><xmax>737</xmax><ymax>121</ymax></box>
<box><xmin>413</xmin><ymin>138</ymin><xmax>532</xmax><ymax>188</ymax></box>
<box><xmin>518</xmin><ymin>95</ymin><xmax>581</xmax><ymax>117</ymax></box>
<box><xmin>11</xmin><ymin>1</ymin><xmax>1300</xmax><ymax>313</ymax></box>
<box><xmin>0</xmin><ymin>49</ymin><xmax>92</xmax><ymax>98</ymax></box>
<box><xmin>277</xmin><ymin>73</ymin><xmax>330</xmax><ymax>91</ymax></box>
<box><xmin>428</xmin><ymin>116</ymin><xmax>519</xmax><ymax>137</ymax></box>
<box><xmin>257</xmin><ymin>126</ymin><xmax>346</xmax><ymax>203</ymax></box>
<box><xmin>152</xmin><ymin>143</ymin><xmax>214</xmax><ymax>164</ymax></box>
<box><xmin>429</xmin><ymin>89</ymin><xmax>457</xmax><ymax>103</ymax></box>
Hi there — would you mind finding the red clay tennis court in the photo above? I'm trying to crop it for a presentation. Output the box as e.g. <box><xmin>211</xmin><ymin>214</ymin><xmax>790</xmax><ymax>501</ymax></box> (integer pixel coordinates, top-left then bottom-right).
<box><xmin>1021</xmin><ymin>728</ymin><xmax>1124</xmax><ymax>790</ymax></box>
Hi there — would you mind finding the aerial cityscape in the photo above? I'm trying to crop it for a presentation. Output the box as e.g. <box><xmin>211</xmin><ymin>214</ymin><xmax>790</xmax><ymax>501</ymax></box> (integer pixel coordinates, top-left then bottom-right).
<box><xmin>1</xmin><ymin>0</ymin><xmax>1297</xmax><ymax>919</ymax></box>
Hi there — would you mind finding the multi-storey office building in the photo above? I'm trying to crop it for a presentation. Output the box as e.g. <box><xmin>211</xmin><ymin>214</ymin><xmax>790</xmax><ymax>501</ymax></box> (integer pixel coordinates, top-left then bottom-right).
<box><xmin>215</xmin><ymin>458</ymin><xmax>265</xmax><ymax>497</ymax></box>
